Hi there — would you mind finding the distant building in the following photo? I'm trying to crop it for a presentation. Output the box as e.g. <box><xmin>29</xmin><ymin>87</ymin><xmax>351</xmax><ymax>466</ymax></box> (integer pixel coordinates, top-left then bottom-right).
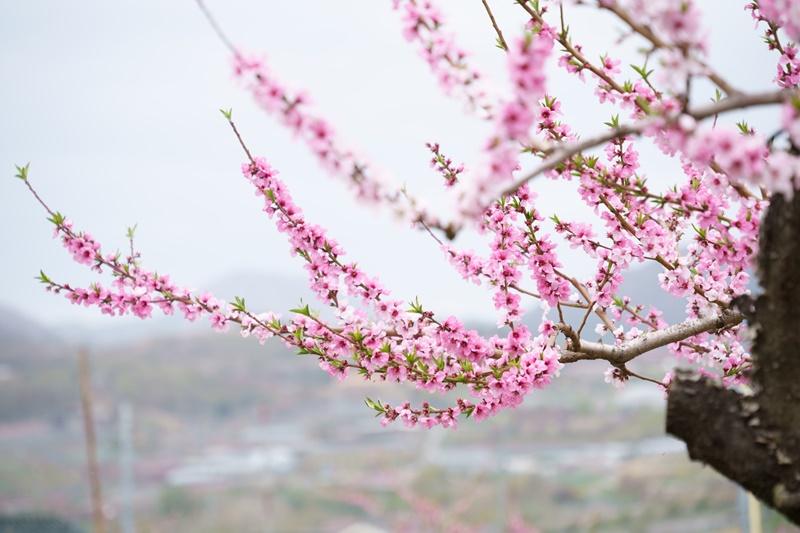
<box><xmin>0</xmin><ymin>515</ymin><xmax>87</xmax><ymax>533</ymax></box>
<box><xmin>336</xmin><ymin>522</ymin><xmax>390</xmax><ymax>533</ymax></box>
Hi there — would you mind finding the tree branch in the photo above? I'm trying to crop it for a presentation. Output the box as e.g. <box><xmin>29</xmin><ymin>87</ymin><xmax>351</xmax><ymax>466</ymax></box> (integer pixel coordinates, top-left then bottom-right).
<box><xmin>559</xmin><ymin>309</ymin><xmax>744</xmax><ymax>364</ymax></box>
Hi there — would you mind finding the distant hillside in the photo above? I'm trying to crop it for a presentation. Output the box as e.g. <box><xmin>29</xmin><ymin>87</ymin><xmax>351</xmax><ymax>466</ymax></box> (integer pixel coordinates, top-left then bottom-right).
<box><xmin>0</xmin><ymin>302</ymin><xmax>61</xmax><ymax>344</ymax></box>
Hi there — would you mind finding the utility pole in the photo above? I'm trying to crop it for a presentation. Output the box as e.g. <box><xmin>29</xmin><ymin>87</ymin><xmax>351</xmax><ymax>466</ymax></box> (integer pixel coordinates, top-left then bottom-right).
<box><xmin>119</xmin><ymin>402</ymin><xmax>135</xmax><ymax>533</ymax></box>
<box><xmin>79</xmin><ymin>348</ymin><xmax>105</xmax><ymax>533</ymax></box>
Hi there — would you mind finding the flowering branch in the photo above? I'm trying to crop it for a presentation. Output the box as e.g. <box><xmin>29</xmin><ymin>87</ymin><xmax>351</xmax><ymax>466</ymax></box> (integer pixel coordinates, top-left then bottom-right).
<box><xmin>597</xmin><ymin>1</ymin><xmax>741</xmax><ymax>97</ymax></box>
<box><xmin>496</xmin><ymin>88</ymin><xmax>791</xmax><ymax>201</ymax></box>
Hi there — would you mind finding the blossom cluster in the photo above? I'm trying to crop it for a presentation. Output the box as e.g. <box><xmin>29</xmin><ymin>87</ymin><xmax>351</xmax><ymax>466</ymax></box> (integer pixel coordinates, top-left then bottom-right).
<box><xmin>241</xmin><ymin>155</ymin><xmax>563</xmax><ymax>427</ymax></box>
<box><xmin>752</xmin><ymin>0</ymin><xmax>800</xmax><ymax>42</ymax></box>
<box><xmin>391</xmin><ymin>0</ymin><xmax>492</xmax><ymax>115</ymax></box>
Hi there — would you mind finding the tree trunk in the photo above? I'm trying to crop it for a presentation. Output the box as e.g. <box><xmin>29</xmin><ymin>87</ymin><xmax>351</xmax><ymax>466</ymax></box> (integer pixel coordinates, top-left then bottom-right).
<box><xmin>666</xmin><ymin>191</ymin><xmax>800</xmax><ymax>525</ymax></box>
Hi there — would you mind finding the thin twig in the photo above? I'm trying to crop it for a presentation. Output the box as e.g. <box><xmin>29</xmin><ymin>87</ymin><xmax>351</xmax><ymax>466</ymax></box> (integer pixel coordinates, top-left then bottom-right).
<box><xmin>565</xmin><ymin>275</ymin><xmax>616</xmax><ymax>331</ymax></box>
<box><xmin>481</xmin><ymin>0</ymin><xmax>507</xmax><ymax>51</ymax></box>
<box><xmin>622</xmin><ymin>365</ymin><xmax>666</xmax><ymax>387</ymax></box>
<box><xmin>599</xmin><ymin>2</ymin><xmax>741</xmax><ymax>97</ymax></box>
<box><xmin>226</xmin><ymin>118</ymin><xmax>256</xmax><ymax>164</ymax></box>
<box><xmin>196</xmin><ymin>0</ymin><xmax>237</xmax><ymax>54</ymax></box>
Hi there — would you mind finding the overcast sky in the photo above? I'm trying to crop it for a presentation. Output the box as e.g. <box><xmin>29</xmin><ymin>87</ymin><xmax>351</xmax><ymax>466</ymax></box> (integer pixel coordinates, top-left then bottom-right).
<box><xmin>0</xmin><ymin>1</ymin><xmax>777</xmax><ymax>332</ymax></box>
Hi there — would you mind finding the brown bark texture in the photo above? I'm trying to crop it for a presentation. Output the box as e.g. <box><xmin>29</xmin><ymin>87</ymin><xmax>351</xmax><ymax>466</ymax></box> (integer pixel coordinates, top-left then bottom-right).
<box><xmin>666</xmin><ymin>191</ymin><xmax>800</xmax><ymax>525</ymax></box>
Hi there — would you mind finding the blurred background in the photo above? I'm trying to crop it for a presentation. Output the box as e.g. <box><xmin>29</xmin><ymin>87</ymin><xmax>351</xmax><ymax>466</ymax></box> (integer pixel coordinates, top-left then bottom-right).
<box><xmin>1</xmin><ymin>0</ymin><xmax>797</xmax><ymax>531</ymax></box>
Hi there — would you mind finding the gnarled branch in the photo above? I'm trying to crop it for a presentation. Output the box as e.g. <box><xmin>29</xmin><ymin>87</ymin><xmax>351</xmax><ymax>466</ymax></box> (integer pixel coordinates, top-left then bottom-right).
<box><xmin>559</xmin><ymin>309</ymin><xmax>744</xmax><ymax>364</ymax></box>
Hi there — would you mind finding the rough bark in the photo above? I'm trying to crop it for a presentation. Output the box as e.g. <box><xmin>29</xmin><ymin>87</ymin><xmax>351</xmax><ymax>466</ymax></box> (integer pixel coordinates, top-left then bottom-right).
<box><xmin>666</xmin><ymin>192</ymin><xmax>800</xmax><ymax>525</ymax></box>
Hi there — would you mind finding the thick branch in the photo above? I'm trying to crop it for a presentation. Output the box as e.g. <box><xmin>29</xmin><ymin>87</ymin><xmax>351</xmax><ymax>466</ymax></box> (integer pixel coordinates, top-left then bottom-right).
<box><xmin>496</xmin><ymin>89</ymin><xmax>789</xmax><ymax>200</ymax></box>
<box><xmin>559</xmin><ymin>309</ymin><xmax>743</xmax><ymax>364</ymax></box>
<box><xmin>667</xmin><ymin>371</ymin><xmax>800</xmax><ymax>525</ymax></box>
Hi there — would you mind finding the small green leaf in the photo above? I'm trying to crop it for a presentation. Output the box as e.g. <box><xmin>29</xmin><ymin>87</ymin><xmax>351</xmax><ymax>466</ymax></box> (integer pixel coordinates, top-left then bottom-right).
<box><xmin>736</xmin><ymin>121</ymin><xmax>752</xmax><ymax>135</ymax></box>
<box><xmin>349</xmin><ymin>328</ymin><xmax>365</xmax><ymax>344</ymax></box>
<box><xmin>290</xmin><ymin>302</ymin><xmax>312</xmax><ymax>317</ymax></box>
<box><xmin>126</xmin><ymin>223</ymin><xmax>138</xmax><ymax>240</ymax></box>
<box><xmin>47</xmin><ymin>211</ymin><xmax>65</xmax><ymax>226</ymax></box>
<box><xmin>630</xmin><ymin>63</ymin><xmax>653</xmax><ymax>81</ymax></box>
<box><xmin>14</xmin><ymin>163</ymin><xmax>30</xmax><ymax>182</ymax></box>
<box><xmin>692</xmin><ymin>224</ymin><xmax>707</xmax><ymax>238</ymax></box>
<box><xmin>364</xmin><ymin>396</ymin><xmax>386</xmax><ymax>414</ymax></box>
<box><xmin>604</xmin><ymin>114</ymin><xmax>620</xmax><ymax>129</ymax></box>
<box><xmin>232</xmin><ymin>296</ymin><xmax>247</xmax><ymax>312</ymax></box>
<box><xmin>220</xmin><ymin>108</ymin><xmax>233</xmax><ymax>120</ymax></box>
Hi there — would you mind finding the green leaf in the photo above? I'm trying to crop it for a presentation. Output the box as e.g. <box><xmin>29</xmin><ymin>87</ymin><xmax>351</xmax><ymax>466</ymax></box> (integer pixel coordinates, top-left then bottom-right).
<box><xmin>364</xmin><ymin>397</ymin><xmax>385</xmax><ymax>413</ymax></box>
<box><xmin>35</xmin><ymin>270</ymin><xmax>51</xmax><ymax>284</ymax></box>
<box><xmin>290</xmin><ymin>301</ymin><xmax>311</xmax><ymax>317</ymax></box>
<box><xmin>47</xmin><ymin>211</ymin><xmax>65</xmax><ymax>226</ymax></box>
<box><xmin>692</xmin><ymin>224</ymin><xmax>707</xmax><ymax>238</ymax></box>
<box><xmin>604</xmin><ymin>114</ymin><xmax>620</xmax><ymax>129</ymax></box>
<box><xmin>348</xmin><ymin>328</ymin><xmax>364</xmax><ymax>344</ymax></box>
<box><xmin>232</xmin><ymin>296</ymin><xmax>247</xmax><ymax>312</ymax></box>
<box><xmin>14</xmin><ymin>163</ymin><xmax>30</xmax><ymax>182</ymax></box>
<box><xmin>736</xmin><ymin>121</ymin><xmax>752</xmax><ymax>135</ymax></box>
<box><xmin>630</xmin><ymin>63</ymin><xmax>653</xmax><ymax>81</ymax></box>
<box><xmin>220</xmin><ymin>108</ymin><xmax>233</xmax><ymax>120</ymax></box>
<box><xmin>126</xmin><ymin>223</ymin><xmax>138</xmax><ymax>240</ymax></box>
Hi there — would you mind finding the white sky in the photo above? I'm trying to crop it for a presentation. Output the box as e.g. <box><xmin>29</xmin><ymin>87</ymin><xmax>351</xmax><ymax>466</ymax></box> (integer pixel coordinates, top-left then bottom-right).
<box><xmin>0</xmin><ymin>1</ymin><xmax>777</xmax><ymax>330</ymax></box>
